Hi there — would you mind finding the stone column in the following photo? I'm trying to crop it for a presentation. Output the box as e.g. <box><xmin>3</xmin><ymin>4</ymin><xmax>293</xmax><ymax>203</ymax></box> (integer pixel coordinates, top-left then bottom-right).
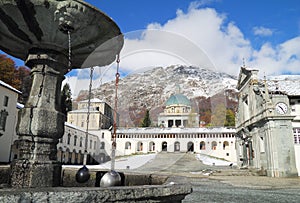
<box><xmin>10</xmin><ymin>49</ymin><xmax>68</xmax><ymax>188</ymax></box>
<box><xmin>248</xmin><ymin>140</ymin><xmax>254</xmax><ymax>166</ymax></box>
<box><xmin>242</xmin><ymin>142</ymin><xmax>248</xmax><ymax>167</ymax></box>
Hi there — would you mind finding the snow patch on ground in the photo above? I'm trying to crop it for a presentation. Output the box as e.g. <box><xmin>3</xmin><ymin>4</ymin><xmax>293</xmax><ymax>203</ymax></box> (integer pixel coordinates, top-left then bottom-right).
<box><xmin>63</xmin><ymin>153</ymin><xmax>157</xmax><ymax>170</ymax></box>
<box><xmin>63</xmin><ymin>153</ymin><xmax>237</xmax><ymax>171</ymax></box>
<box><xmin>196</xmin><ymin>154</ymin><xmax>236</xmax><ymax>166</ymax></box>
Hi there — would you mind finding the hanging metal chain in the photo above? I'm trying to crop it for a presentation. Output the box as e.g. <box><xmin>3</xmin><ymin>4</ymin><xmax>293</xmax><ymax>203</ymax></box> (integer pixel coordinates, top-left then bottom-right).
<box><xmin>67</xmin><ymin>31</ymin><xmax>72</xmax><ymax>72</ymax></box>
<box><xmin>113</xmin><ymin>55</ymin><xmax>120</xmax><ymax>136</ymax></box>
<box><xmin>111</xmin><ymin>55</ymin><xmax>120</xmax><ymax>171</ymax></box>
<box><xmin>83</xmin><ymin>67</ymin><xmax>94</xmax><ymax>165</ymax></box>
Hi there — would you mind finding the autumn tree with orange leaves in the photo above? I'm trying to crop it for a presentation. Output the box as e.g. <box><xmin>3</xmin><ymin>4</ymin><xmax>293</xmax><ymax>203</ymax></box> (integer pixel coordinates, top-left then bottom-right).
<box><xmin>0</xmin><ymin>54</ymin><xmax>31</xmax><ymax>103</ymax></box>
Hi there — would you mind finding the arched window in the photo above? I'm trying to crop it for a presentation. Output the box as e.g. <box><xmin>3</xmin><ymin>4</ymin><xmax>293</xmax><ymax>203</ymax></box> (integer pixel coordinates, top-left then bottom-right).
<box><xmin>223</xmin><ymin>141</ymin><xmax>229</xmax><ymax>150</ymax></box>
<box><xmin>125</xmin><ymin>142</ymin><xmax>131</xmax><ymax>150</ymax></box>
<box><xmin>79</xmin><ymin>137</ymin><xmax>83</xmax><ymax>147</ymax></box>
<box><xmin>149</xmin><ymin>142</ymin><xmax>155</xmax><ymax>151</ymax></box>
<box><xmin>65</xmin><ymin>148</ymin><xmax>70</xmax><ymax>164</ymax></box>
<box><xmin>162</xmin><ymin>141</ymin><xmax>167</xmax><ymax>151</ymax></box>
<box><xmin>100</xmin><ymin>142</ymin><xmax>105</xmax><ymax>149</ymax></box>
<box><xmin>72</xmin><ymin>149</ymin><xmax>76</xmax><ymax>164</ymax></box>
<box><xmin>74</xmin><ymin>135</ymin><xmax>77</xmax><ymax>146</ymax></box>
<box><xmin>67</xmin><ymin>133</ymin><xmax>71</xmax><ymax>145</ymax></box>
<box><xmin>187</xmin><ymin>142</ymin><xmax>194</xmax><ymax>152</ymax></box>
<box><xmin>0</xmin><ymin>109</ymin><xmax>8</xmax><ymax>131</ymax></box>
<box><xmin>211</xmin><ymin>141</ymin><xmax>217</xmax><ymax>150</ymax></box>
<box><xmin>200</xmin><ymin>141</ymin><xmax>206</xmax><ymax>150</ymax></box>
<box><xmin>57</xmin><ymin>147</ymin><xmax>63</xmax><ymax>162</ymax></box>
<box><xmin>137</xmin><ymin>142</ymin><xmax>143</xmax><ymax>151</ymax></box>
<box><xmin>174</xmin><ymin>141</ymin><xmax>180</xmax><ymax>152</ymax></box>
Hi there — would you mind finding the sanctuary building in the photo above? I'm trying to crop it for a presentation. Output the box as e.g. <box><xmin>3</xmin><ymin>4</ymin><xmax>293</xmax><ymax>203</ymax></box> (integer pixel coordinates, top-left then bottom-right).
<box><xmin>235</xmin><ymin>67</ymin><xmax>300</xmax><ymax>177</ymax></box>
<box><xmin>56</xmin><ymin>93</ymin><xmax>237</xmax><ymax>165</ymax></box>
<box><xmin>158</xmin><ymin>93</ymin><xmax>199</xmax><ymax>127</ymax></box>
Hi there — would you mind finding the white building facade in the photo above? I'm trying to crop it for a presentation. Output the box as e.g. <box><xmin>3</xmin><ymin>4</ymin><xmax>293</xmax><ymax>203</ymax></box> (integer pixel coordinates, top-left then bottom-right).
<box><xmin>113</xmin><ymin>127</ymin><xmax>237</xmax><ymax>163</ymax></box>
<box><xmin>0</xmin><ymin>80</ymin><xmax>21</xmax><ymax>163</ymax></box>
<box><xmin>57</xmin><ymin>122</ymin><xmax>111</xmax><ymax>164</ymax></box>
<box><xmin>67</xmin><ymin>98</ymin><xmax>114</xmax><ymax>130</ymax></box>
<box><xmin>56</xmin><ymin>96</ymin><xmax>237</xmax><ymax>165</ymax></box>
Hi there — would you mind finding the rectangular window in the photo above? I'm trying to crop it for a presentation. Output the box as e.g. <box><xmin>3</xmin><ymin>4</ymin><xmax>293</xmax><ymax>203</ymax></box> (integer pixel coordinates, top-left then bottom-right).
<box><xmin>0</xmin><ymin>110</ymin><xmax>8</xmax><ymax>131</ymax></box>
<box><xmin>3</xmin><ymin>96</ymin><xmax>9</xmax><ymax>107</ymax></box>
<box><xmin>293</xmin><ymin>128</ymin><xmax>300</xmax><ymax>144</ymax></box>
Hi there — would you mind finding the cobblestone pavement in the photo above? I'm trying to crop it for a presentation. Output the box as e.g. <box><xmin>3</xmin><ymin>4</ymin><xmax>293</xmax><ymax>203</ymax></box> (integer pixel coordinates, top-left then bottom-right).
<box><xmin>132</xmin><ymin>152</ymin><xmax>300</xmax><ymax>203</ymax></box>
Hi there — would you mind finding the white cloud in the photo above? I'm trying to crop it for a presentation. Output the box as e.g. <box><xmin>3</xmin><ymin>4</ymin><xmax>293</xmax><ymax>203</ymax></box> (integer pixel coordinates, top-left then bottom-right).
<box><xmin>119</xmin><ymin>6</ymin><xmax>300</xmax><ymax>77</ymax></box>
<box><xmin>66</xmin><ymin>4</ymin><xmax>300</xmax><ymax>97</ymax></box>
<box><xmin>250</xmin><ymin>37</ymin><xmax>300</xmax><ymax>75</ymax></box>
<box><xmin>63</xmin><ymin>65</ymin><xmax>117</xmax><ymax>98</ymax></box>
<box><xmin>120</xmin><ymin>7</ymin><xmax>251</xmax><ymax>76</ymax></box>
<box><xmin>253</xmin><ymin>26</ymin><xmax>273</xmax><ymax>36</ymax></box>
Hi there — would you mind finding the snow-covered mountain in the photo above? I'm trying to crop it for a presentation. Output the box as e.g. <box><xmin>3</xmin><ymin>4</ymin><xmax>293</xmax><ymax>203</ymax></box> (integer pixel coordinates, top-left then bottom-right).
<box><xmin>267</xmin><ymin>75</ymin><xmax>300</xmax><ymax>96</ymax></box>
<box><xmin>77</xmin><ymin>65</ymin><xmax>238</xmax><ymax>126</ymax></box>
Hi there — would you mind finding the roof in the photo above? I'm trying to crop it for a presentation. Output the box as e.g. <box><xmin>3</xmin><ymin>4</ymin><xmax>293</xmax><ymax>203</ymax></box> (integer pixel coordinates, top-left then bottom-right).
<box><xmin>0</xmin><ymin>80</ymin><xmax>21</xmax><ymax>94</ymax></box>
<box><xmin>117</xmin><ymin>127</ymin><xmax>236</xmax><ymax>134</ymax></box>
<box><xmin>68</xmin><ymin>108</ymin><xmax>101</xmax><ymax>113</ymax></box>
<box><xmin>165</xmin><ymin>94</ymin><xmax>191</xmax><ymax>106</ymax></box>
<box><xmin>79</xmin><ymin>98</ymin><xmax>104</xmax><ymax>103</ymax></box>
<box><xmin>64</xmin><ymin>122</ymin><xmax>98</xmax><ymax>137</ymax></box>
<box><xmin>17</xmin><ymin>103</ymin><xmax>24</xmax><ymax>109</ymax></box>
<box><xmin>266</xmin><ymin>75</ymin><xmax>300</xmax><ymax>96</ymax></box>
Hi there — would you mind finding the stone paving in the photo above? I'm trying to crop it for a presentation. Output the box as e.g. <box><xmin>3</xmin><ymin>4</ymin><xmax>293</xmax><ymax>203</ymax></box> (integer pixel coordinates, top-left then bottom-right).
<box><xmin>130</xmin><ymin>152</ymin><xmax>300</xmax><ymax>203</ymax></box>
<box><xmin>131</xmin><ymin>152</ymin><xmax>245</xmax><ymax>176</ymax></box>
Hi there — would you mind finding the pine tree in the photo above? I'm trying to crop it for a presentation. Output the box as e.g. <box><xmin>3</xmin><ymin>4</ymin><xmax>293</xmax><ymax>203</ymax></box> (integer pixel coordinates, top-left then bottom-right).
<box><xmin>61</xmin><ymin>83</ymin><xmax>72</xmax><ymax>118</ymax></box>
<box><xmin>141</xmin><ymin>109</ymin><xmax>151</xmax><ymax>127</ymax></box>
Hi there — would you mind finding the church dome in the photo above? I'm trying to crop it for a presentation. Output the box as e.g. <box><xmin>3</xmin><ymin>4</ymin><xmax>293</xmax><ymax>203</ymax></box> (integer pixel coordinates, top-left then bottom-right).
<box><xmin>165</xmin><ymin>94</ymin><xmax>191</xmax><ymax>106</ymax></box>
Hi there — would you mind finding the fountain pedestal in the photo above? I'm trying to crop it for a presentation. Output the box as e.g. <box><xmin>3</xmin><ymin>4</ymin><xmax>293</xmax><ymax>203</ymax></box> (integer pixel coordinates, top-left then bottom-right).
<box><xmin>11</xmin><ymin>50</ymin><xmax>68</xmax><ymax>188</ymax></box>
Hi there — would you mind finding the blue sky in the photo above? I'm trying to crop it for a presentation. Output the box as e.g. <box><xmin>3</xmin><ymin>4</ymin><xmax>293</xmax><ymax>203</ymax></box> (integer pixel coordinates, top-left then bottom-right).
<box><xmin>93</xmin><ymin>0</ymin><xmax>300</xmax><ymax>49</ymax></box>
<box><xmin>85</xmin><ymin>0</ymin><xmax>300</xmax><ymax>75</ymax></box>
<box><xmin>1</xmin><ymin>0</ymin><xmax>300</xmax><ymax>96</ymax></box>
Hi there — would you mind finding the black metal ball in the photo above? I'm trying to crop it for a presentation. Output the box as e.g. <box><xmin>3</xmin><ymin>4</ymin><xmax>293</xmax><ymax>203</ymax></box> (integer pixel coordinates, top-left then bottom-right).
<box><xmin>75</xmin><ymin>165</ymin><xmax>90</xmax><ymax>183</ymax></box>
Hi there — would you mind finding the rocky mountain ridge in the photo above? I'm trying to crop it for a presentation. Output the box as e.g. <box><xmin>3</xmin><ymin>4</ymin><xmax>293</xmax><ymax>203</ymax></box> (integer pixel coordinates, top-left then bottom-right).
<box><xmin>77</xmin><ymin>65</ymin><xmax>238</xmax><ymax>126</ymax></box>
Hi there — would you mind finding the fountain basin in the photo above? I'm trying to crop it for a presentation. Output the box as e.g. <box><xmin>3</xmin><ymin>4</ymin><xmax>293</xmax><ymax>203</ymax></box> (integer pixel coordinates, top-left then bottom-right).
<box><xmin>0</xmin><ymin>184</ymin><xmax>192</xmax><ymax>203</ymax></box>
<box><xmin>0</xmin><ymin>0</ymin><xmax>123</xmax><ymax>68</ymax></box>
<box><xmin>0</xmin><ymin>167</ymin><xmax>192</xmax><ymax>202</ymax></box>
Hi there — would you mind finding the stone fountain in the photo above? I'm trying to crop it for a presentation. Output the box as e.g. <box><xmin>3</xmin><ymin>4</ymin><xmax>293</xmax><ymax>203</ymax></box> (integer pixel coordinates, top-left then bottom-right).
<box><xmin>0</xmin><ymin>0</ymin><xmax>191</xmax><ymax>201</ymax></box>
<box><xmin>0</xmin><ymin>0</ymin><xmax>123</xmax><ymax>188</ymax></box>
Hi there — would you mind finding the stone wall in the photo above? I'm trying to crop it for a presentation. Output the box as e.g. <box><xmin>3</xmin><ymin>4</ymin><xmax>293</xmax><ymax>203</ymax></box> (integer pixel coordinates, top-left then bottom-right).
<box><xmin>0</xmin><ymin>166</ymin><xmax>10</xmax><ymax>187</ymax></box>
<box><xmin>0</xmin><ymin>167</ymin><xmax>192</xmax><ymax>202</ymax></box>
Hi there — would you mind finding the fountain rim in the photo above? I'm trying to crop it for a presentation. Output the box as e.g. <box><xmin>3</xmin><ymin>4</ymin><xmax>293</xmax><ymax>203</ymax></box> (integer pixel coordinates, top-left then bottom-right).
<box><xmin>0</xmin><ymin>0</ymin><xmax>124</xmax><ymax>69</ymax></box>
